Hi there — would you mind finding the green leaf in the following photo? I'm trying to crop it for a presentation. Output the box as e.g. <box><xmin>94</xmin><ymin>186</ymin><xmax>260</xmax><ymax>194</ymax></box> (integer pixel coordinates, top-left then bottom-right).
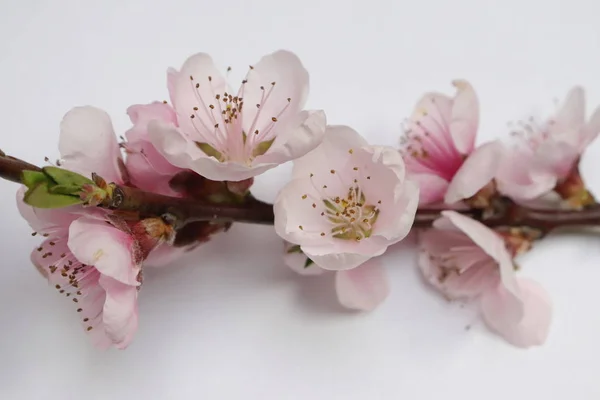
<box><xmin>48</xmin><ymin>184</ymin><xmax>83</xmax><ymax>196</ymax></box>
<box><xmin>23</xmin><ymin>182</ymin><xmax>83</xmax><ymax>208</ymax></box>
<box><xmin>195</xmin><ymin>142</ymin><xmax>223</xmax><ymax>161</ymax></box>
<box><xmin>43</xmin><ymin>166</ymin><xmax>94</xmax><ymax>186</ymax></box>
<box><xmin>286</xmin><ymin>244</ymin><xmax>302</xmax><ymax>254</ymax></box>
<box><xmin>21</xmin><ymin>170</ymin><xmax>51</xmax><ymax>189</ymax></box>
<box><xmin>304</xmin><ymin>258</ymin><xmax>314</xmax><ymax>268</ymax></box>
<box><xmin>252</xmin><ymin>138</ymin><xmax>275</xmax><ymax>157</ymax></box>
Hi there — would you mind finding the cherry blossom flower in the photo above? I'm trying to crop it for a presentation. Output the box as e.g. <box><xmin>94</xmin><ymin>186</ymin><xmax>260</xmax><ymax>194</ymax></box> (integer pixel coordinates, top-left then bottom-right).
<box><xmin>496</xmin><ymin>86</ymin><xmax>600</xmax><ymax>202</ymax></box>
<box><xmin>14</xmin><ymin>106</ymin><xmax>177</xmax><ymax>348</ymax></box>
<box><xmin>18</xmin><ymin>195</ymin><xmax>141</xmax><ymax>349</ymax></box>
<box><xmin>59</xmin><ymin>105</ymin><xmax>203</xmax><ymax>267</ymax></box>
<box><xmin>400</xmin><ymin>80</ymin><xmax>500</xmax><ymax>206</ymax></box>
<box><xmin>148</xmin><ymin>50</ymin><xmax>327</xmax><ymax>182</ymax></box>
<box><xmin>284</xmin><ymin>242</ymin><xmax>389</xmax><ymax>311</ymax></box>
<box><xmin>124</xmin><ymin>102</ymin><xmax>186</xmax><ymax>197</ymax></box>
<box><xmin>418</xmin><ymin>211</ymin><xmax>552</xmax><ymax>347</ymax></box>
<box><xmin>274</xmin><ymin>125</ymin><xmax>419</xmax><ymax>271</ymax></box>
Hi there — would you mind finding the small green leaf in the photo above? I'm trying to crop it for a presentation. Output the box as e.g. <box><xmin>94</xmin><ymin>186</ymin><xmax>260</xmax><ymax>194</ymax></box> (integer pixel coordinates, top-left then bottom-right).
<box><xmin>304</xmin><ymin>258</ymin><xmax>314</xmax><ymax>268</ymax></box>
<box><xmin>252</xmin><ymin>138</ymin><xmax>275</xmax><ymax>157</ymax></box>
<box><xmin>48</xmin><ymin>184</ymin><xmax>83</xmax><ymax>196</ymax></box>
<box><xmin>195</xmin><ymin>142</ymin><xmax>223</xmax><ymax>161</ymax></box>
<box><xmin>286</xmin><ymin>244</ymin><xmax>302</xmax><ymax>254</ymax></box>
<box><xmin>21</xmin><ymin>170</ymin><xmax>51</xmax><ymax>189</ymax></box>
<box><xmin>23</xmin><ymin>182</ymin><xmax>83</xmax><ymax>208</ymax></box>
<box><xmin>43</xmin><ymin>166</ymin><xmax>94</xmax><ymax>186</ymax></box>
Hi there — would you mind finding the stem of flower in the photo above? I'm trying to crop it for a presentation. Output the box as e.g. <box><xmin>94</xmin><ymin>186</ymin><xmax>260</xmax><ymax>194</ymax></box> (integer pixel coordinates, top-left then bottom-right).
<box><xmin>2</xmin><ymin>152</ymin><xmax>600</xmax><ymax>232</ymax></box>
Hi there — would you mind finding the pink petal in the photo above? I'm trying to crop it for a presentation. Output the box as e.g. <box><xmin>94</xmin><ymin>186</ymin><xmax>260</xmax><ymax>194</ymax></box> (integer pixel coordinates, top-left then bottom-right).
<box><xmin>552</xmin><ymin>86</ymin><xmax>585</xmax><ymax>135</ymax></box>
<box><xmin>495</xmin><ymin>147</ymin><xmax>557</xmax><ymax>201</ymax></box>
<box><xmin>273</xmin><ymin>177</ymin><xmax>333</xmax><ymax>246</ymax></box>
<box><xmin>445</xmin><ymin>141</ymin><xmax>501</xmax><ymax>204</ymax></box>
<box><xmin>254</xmin><ymin>110</ymin><xmax>327</xmax><ymax>166</ymax></box>
<box><xmin>68</xmin><ymin>216</ymin><xmax>140</xmax><ymax>286</ymax></box>
<box><xmin>16</xmin><ymin>187</ymin><xmax>79</xmax><ymax>235</ymax></box>
<box><xmin>240</xmin><ymin>50</ymin><xmax>310</xmax><ymax>136</ymax></box>
<box><xmin>305</xmin><ymin>251</ymin><xmax>372</xmax><ymax>271</ymax></box>
<box><xmin>124</xmin><ymin>103</ymin><xmax>185</xmax><ymax>196</ymax></box>
<box><xmin>449</xmin><ymin>80</ymin><xmax>479</xmax><ymax>154</ymax></box>
<box><xmin>335</xmin><ymin>259</ymin><xmax>389</xmax><ymax>311</ymax></box>
<box><xmin>99</xmin><ymin>276</ymin><xmax>139</xmax><ymax>349</ymax></box>
<box><xmin>292</xmin><ymin>125</ymin><xmax>368</xmax><ymax>180</ymax></box>
<box><xmin>170</xmin><ymin>53</ymin><xmax>231</xmax><ymax>142</ymax></box>
<box><xmin>409</xmin><ymin>173</ymin><xmax>449</xmax><ymax>205</ymax></box>
<box><xmin>441</xmin><ymin>211</ymin><xmax>516</xmax><ymax>293</ymax></box>
<box><xmin>127</xmin><ymin>102</ymin><xmax>178</xmax><ymax>128</ymax></box>
<box><xmin>481</xmin><ymin>278</ymin><xmax>552</xmax><ymax>348</ymax></box>
<box><xmin>535</xmin><ymin>140</ymin><xmax>579</xmax><ymax>179</ymax></box>
<box><xmin>166</xmin><ymin>67</ymin><xmax>178</xmax><ymax>108</ymax></box>
<box><xmin>581</xmin><ymin>106</ymin><xmax>600</xmax><ymax>148</ymax></box>
<box><xmin>418</xmin><ymin>238</ymin><xmax>498</xmax><ymax>300</ymax></box>
<box><xmin>58</xmin><ymin>106</ymin><xmax>123</xmax><ymax>184</ymax></box>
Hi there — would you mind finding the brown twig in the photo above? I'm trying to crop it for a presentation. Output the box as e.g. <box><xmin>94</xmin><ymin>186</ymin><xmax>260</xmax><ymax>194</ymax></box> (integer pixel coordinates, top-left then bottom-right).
<box><xmin>2</xmin><ymin>151</ymin><xmax>600</xmax><ymax>232</ymax></box>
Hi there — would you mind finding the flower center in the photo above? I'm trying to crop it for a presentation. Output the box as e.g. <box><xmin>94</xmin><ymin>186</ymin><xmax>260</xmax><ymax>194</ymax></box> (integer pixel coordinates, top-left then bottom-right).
<box><xmin>323</xmin><ymin>185</ymin><xmax>379</xmax><ymax>241</ymax></box>
<box><xmin>399</xmin><ymin>98</ymin><xmax>464</xmax><ymax>180</ymax></box>
<box><xmin>508</xmin><ymin>116</ymin><xmax>551</xmax><ymax>150</ymax></box>
<box><xmin>187</xmin><ymin>71</ymin><xmax>292</xmax><ymax>164</ymax></box>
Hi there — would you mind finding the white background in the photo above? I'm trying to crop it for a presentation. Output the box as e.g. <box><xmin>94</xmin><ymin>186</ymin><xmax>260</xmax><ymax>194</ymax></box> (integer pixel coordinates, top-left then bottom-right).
<box><xmin>1</xmin><ymin>0</ymin><xmax>600</xmax><ymax>398</ymax></box>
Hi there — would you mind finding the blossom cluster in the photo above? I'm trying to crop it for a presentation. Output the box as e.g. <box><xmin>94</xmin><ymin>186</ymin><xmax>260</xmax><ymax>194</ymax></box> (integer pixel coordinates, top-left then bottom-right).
<box><xmin>13</xmin><ymin>50</ymin><xmax>600</xmax><ymax>349</ymax></box>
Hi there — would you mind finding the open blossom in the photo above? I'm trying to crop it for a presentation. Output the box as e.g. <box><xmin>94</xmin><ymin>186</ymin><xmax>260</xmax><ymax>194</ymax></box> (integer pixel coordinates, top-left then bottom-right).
<box><xmin>275</xmin><ymin>125</ymin><xmax>419</xmax><ymax>271</ymax></box>
<box><xmin>148</xmin><ymin>50</ymin><xmax>327</xmax><ymax>182</ymax></box>
<box><xmin>60</xmin><ymin>105</ymin><xmax>202</xmax><ymax>267</ymax></box>
<box><xmin>496</xmin><ymin>86</ymin><xmax>600</xmax><ymax>202</ymax></box>
<box><xmin>18</xmin><ymin>196</ymin><xmax>141</xmax><ymax>349</ymax></box>
<box><xmin>401</xmin><ymin>80</ymin><xmax>501</xmax><ymax>205</ymax></box>
<box><xmin>419</xmin><ymin>211</ymin><xmax>552</xmax><ymax>347</ymax></box>
<box><xmin>284</xmin><ymin>242</ymin><xmax>389</xmax><ymax>311</ymax></box>
<box><xmin>15</xmin><ymin>106</ymin><xmax>184</xmax><ymax>348</ymax></box>
<box><xmin>124</xmin><ymin>102</ymin><xmax>186</xmax><ymax>197</ymax></box>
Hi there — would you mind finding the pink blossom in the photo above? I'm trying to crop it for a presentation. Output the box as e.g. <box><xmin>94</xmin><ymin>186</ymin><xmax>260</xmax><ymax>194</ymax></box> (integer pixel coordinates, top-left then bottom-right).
<box><xmin>283</xmin><ymin>242</ymin><xmax>389</xmax><ymax>311</ymax></box>
<box><xmin>401</xmin><ymin>80</ymin><xmax>500</xmax><ymax>205</ymax></box>
<box><xmin>18</xmin><ymin>195</ymin><xmax>141</xmax><ymax>349</ymax></box>
<box><xmin>124</xmin><ymin>102</ymin><xmax>187</xmax><ymax>197</ymax></box>
<box><xmin>496</xmin><ymin>86</ymin><xmax>600</xmax><ymax>201</ymax></box>
<box><xmin>275</xmin><ymin>125</ymin><xmax>419</xmax><ymax>271</ymax></box>
<box><xmin>148</xmin><ymin>50</ymin><xmax>327</xmax><ymax>182</ymax></box>
<box><xmin>418</xmin><ymin>211</ymin><xmax>552</xmax><ymax>347</ymax></box>
<box><xmin>59</xmin><ymin>105</ymin><xmax>193</xmax><ymax>267</ymax></box>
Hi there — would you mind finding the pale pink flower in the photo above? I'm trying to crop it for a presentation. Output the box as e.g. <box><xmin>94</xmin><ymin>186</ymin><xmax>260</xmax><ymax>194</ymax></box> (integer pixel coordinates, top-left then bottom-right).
<box><xmin>275</xmin><ymin>125</ymin><xmax>419</xmax><ymax>271</ymax></box>
<box><xmin>419</xmin><ymin>211</ymin><xmax>552</xmax><ymax>347</ymax></box>
<box><xmin>124</xmin><ymin>102</ymin><xmax>186</xmax><ymax>197</ymax></box>
<box><xmin>401</xmin><ymin>80</ymin><xmax>500</xmax><ymax>205</ymax></box>
<box><xmin>283</xmin><ymin>242</ymin><xmax>389</xmax><ymax>311</ymax></box>
<box><xmin>18</xmin><ymin>195</ymin><xmax>141</xmax><ymax>349</ymax></box>
<box><xmin>148</xmin><ymin>50</ymin><xmax>327</xmax><ymax>182</ymax></box>
<box><xmin>496</xmin><ymin>86</ymin><xmax>600</xmax><ymax>201</ymax></box>
<box><xmin>59</xmin><ymin>105</ymin><xmax>191</xmax><ymax>267</ymax></box>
